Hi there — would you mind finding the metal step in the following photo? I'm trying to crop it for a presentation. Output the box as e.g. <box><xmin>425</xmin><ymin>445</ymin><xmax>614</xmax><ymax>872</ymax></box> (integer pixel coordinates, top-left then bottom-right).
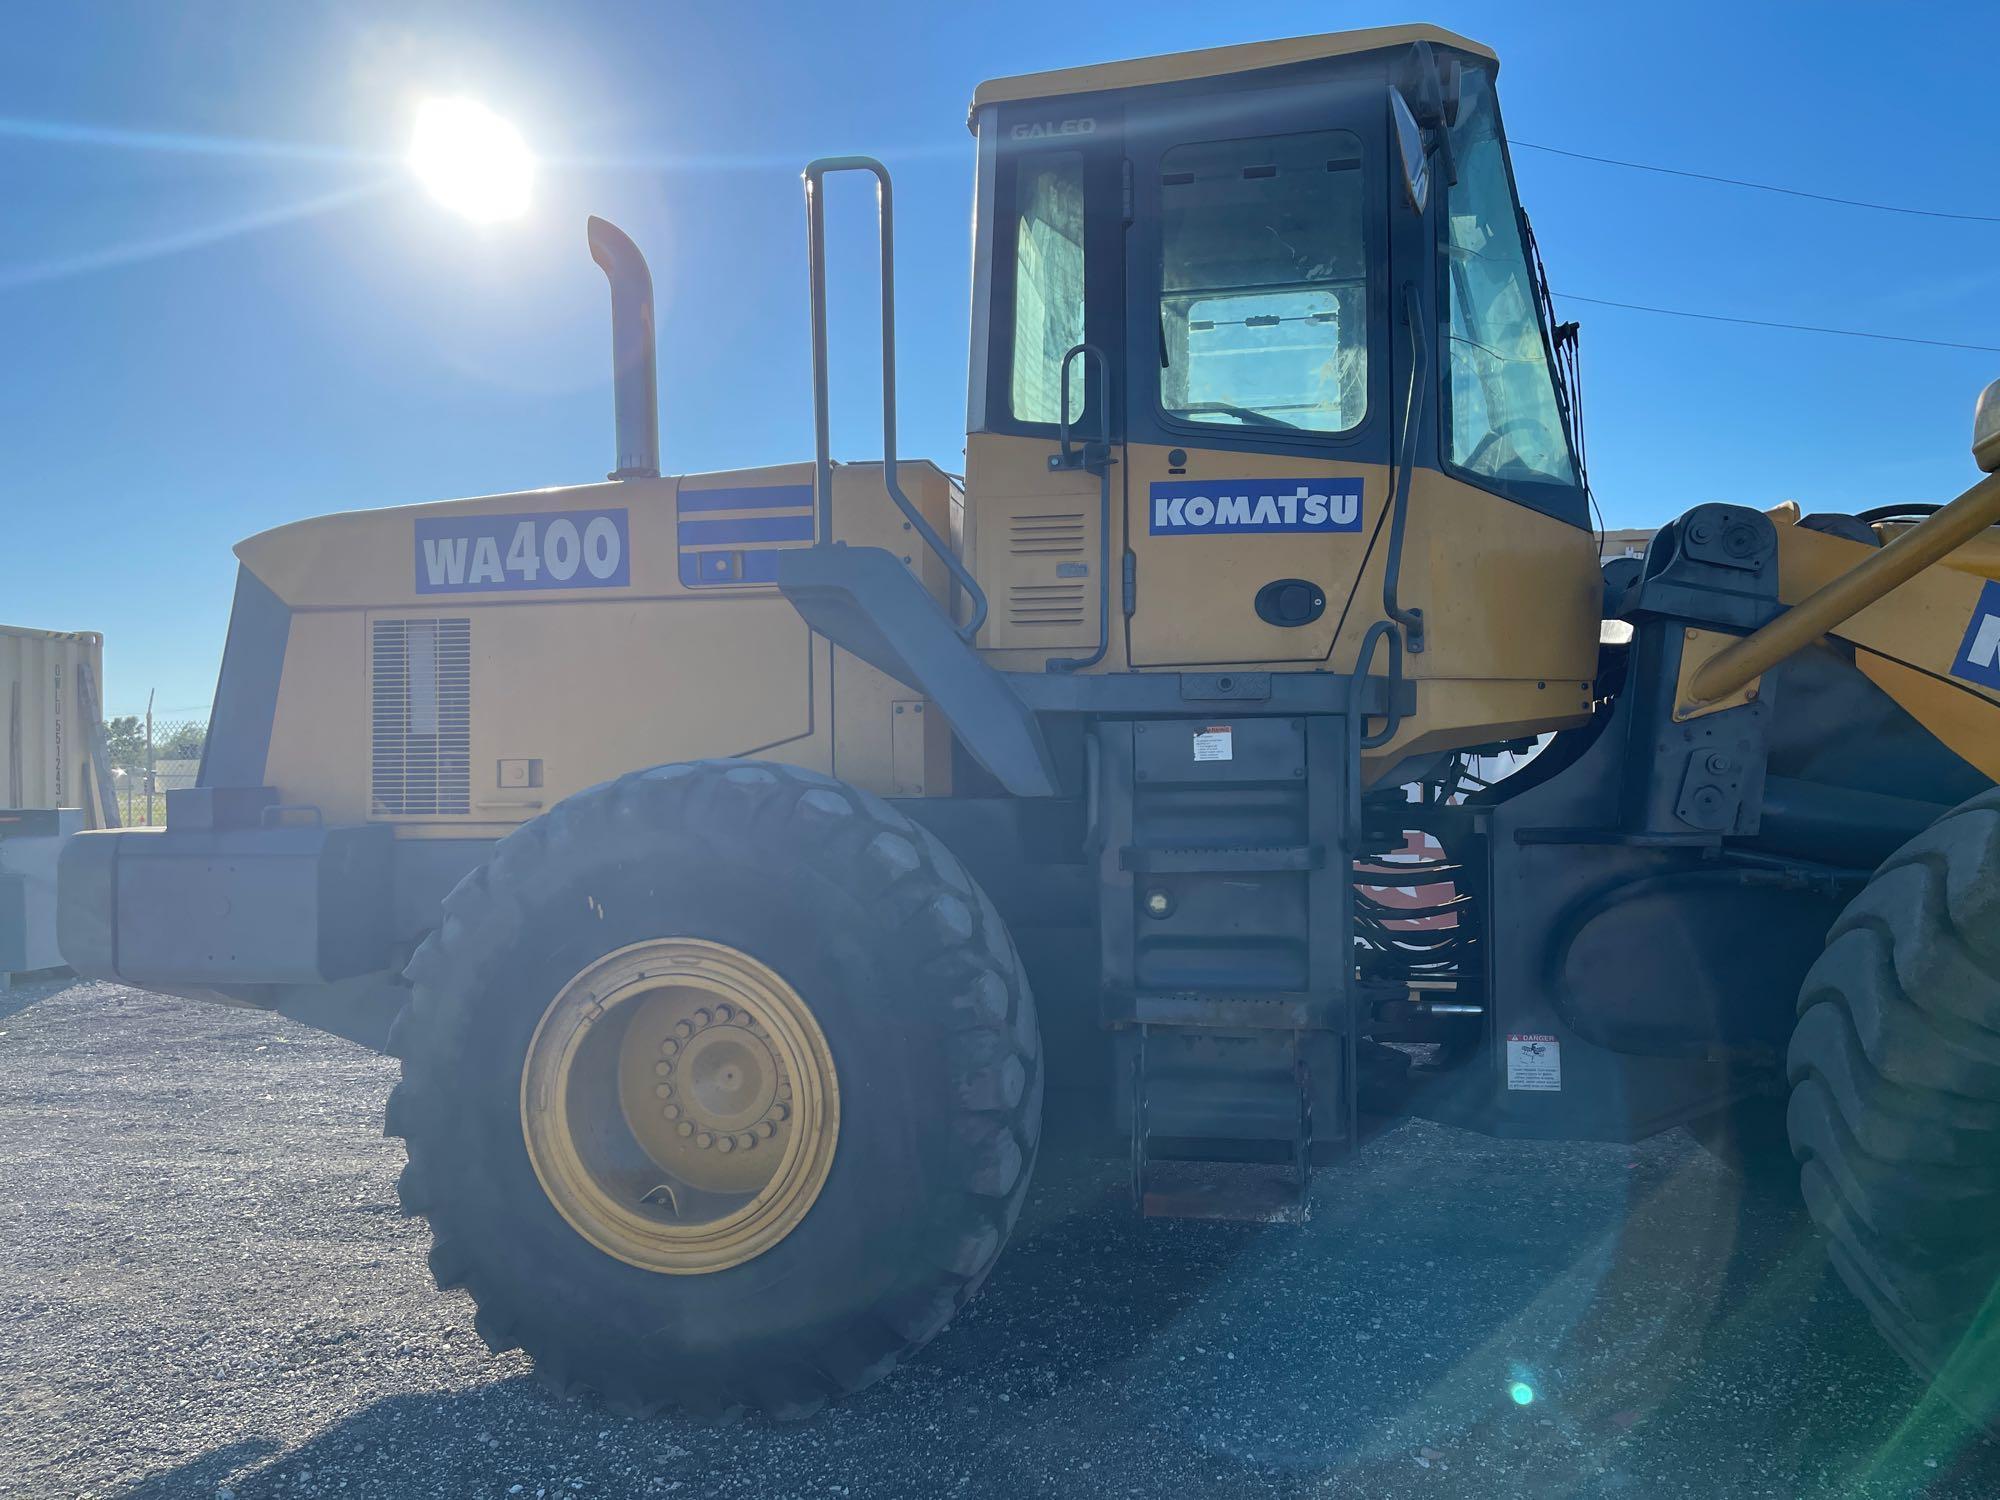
<box><xmin>1119</xmin><ymin>844</ymin><xmax>1325</xmax><ymax>874</ymax></box>
<box><xmin>1128</xmin><ymin>1023</ymin><xmax>1322</xmax><ymax>1223</ymax></box>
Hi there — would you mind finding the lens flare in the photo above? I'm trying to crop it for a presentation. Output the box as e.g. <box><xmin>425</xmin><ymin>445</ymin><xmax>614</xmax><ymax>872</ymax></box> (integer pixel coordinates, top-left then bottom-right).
<box><xmin>1509</xmin><ymin>1381</ymin><xmax>1536</xmax><ymax>1406</ymax></box>
<box><xmin>408</xmin><ymin>98</ymin><xmax>532</xmax><ymax>223</ymax></box>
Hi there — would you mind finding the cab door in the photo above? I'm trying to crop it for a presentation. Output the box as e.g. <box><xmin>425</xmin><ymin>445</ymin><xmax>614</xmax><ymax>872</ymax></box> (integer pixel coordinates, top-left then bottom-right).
<box><xmin>1122</xmin><ymin>79</ymin><xmax>1392</xmax><ymax>667</ymax></box>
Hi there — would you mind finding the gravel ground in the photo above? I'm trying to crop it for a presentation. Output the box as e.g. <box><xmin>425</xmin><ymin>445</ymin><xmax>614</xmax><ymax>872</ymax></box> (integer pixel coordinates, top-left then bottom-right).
<box><xmin>4</xmin><ymin>978</ymin><xmax>1999</xmax><ymax>1499</ymax></box>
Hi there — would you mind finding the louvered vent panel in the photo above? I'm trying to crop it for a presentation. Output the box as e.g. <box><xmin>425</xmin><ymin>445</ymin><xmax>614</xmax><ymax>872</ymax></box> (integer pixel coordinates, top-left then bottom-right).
<box><xmin>1007</xmin><ymin>582</ymin><xmax>1087</xmax><ymax>629</ymax></box>
<box><xmin>1008</xmin><ymin>511</ymin><xmax>1086</xmax><ymax>556</ymax></box>
<box><xmin>371</xmin><ymin>618</ymin><xmax>471</xmax><ymax>816</ymax></box>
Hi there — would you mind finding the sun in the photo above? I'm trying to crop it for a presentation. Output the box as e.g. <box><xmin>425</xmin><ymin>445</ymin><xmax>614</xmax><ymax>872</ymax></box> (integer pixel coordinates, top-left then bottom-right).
<box><xmin>408</xmin><ymin>98</ymin><xmax>532</xmax><ymax>223</ymax></box>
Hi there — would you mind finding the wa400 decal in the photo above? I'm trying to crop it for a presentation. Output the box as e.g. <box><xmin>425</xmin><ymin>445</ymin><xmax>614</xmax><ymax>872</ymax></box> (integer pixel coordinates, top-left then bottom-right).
<box><xmin>414</xmin><ymin>509</ymin><xmax>629</xmax><ymax>594</ymax></box>
<box><xmin>1149</xmin><ymin>478</ymin><xmax>1363</xmax><ymax>536</ymax></box>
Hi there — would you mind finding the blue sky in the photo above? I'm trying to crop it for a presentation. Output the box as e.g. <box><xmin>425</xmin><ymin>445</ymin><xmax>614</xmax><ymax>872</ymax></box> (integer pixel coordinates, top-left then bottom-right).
<box><xmin>3</xmin><ymin>2</ymin><xmax>1995</xmax><ymax>717</ymax></box>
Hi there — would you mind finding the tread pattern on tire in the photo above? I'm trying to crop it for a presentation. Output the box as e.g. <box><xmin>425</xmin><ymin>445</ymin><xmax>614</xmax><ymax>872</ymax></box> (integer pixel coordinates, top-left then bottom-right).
<box><xmin>1788</xmin><ymin>789</ymin><xmax>2000</xmax><ymax>1413</ymax></box>
<box><xmin>382</xmin><ymin>760</ymin><xmax>1042</xmax><ymax>1419</ymax></box>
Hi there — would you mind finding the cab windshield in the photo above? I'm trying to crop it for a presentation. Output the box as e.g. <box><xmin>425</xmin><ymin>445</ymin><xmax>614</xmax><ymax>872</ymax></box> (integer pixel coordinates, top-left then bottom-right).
<box><xmin>1443</xmin><ymin>68</ymin><xmax>1577</xmax><ymax>489</ymax></box>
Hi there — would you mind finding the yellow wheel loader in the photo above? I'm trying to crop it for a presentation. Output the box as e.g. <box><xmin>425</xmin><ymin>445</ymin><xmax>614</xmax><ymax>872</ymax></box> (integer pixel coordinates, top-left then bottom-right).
<box><xmin>58</xmin><ymin>24</ymin><xmax>2000</xmax><ymax>1423</ymax></box>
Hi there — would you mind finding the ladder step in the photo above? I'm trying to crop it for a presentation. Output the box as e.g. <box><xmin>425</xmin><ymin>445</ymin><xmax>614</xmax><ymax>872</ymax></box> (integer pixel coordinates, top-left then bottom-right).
<box><xmin>1127</xmin><ymin>991</ymin><xmax>1326</xmax><ymax>1029</ymax></box>
<box><xmin>1120</xmin><ymin>844</ymin><xmax>1324</xmax><ymax>873</ymax></box>
<box><xmin>1139</xmin><ymin>1160</ymin><xmax>1307</xmax><ymax>1224</ymax></box>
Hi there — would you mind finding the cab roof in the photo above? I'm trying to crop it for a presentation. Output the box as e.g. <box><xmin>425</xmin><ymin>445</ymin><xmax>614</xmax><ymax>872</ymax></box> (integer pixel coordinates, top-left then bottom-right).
<box><xmin>969</xmin><ymin>24</ymin><xmax>1497</xmax><ymax>128</ymax></box>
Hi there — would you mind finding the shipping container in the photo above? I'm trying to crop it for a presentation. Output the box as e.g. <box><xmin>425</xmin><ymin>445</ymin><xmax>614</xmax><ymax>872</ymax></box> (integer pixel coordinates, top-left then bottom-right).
<box><xmin>0</xmin><ymin>625</ymin><xmax>113</xmax><ymax>827</ymax></box>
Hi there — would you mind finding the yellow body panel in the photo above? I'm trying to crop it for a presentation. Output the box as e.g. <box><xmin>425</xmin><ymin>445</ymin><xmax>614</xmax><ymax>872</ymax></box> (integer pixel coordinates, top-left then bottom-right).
<box><xmin>970</xmin><ymin>25</ymin><xmax>1495</xmax><ymax>118</ymax></box>
<box><xmin>1879</xmin><ymin>521</ymin><xmax>2000</xmax><ymax>582</ymax></box>
<box><xmin>1122</xmin><ymin>447</ymin><xmax>1391</xmax><ymax>667</ymax></box>
<box><xmin>963</xmin><ymin>432</ymin><xmax>1107</xmax><ymax>656</ymax></box>
<box><xmin>1336</xmin><ymin>469</ymin><xmax>1601</xmax><ymax>776</ymax></box>
<box><xmin>1673</xmin><ymin>627</ymin><xmax>1763</xmax><ymax>722</ymax></box>
<box><xmin>247</xmin><ymin>463</ymin><xmax>955</xmax><ymax>833</ymax></box>
<box><xmin>1857</xmin><ymin>650</ymin><xmax>2000</xmax><ymax>782</ymax></box>
<box><xmin>1774</xmin><ymin>516</ymin><xmax>2000</xmax><ymax>778</ymax></box>
<box><xmin>966</xmin><ymin>427</ymin><xmax>1602</xmax><ymax>777</ymax></box>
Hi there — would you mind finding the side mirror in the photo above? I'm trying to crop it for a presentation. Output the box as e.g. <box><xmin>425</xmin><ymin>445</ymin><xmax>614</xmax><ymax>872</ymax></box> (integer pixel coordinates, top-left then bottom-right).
<box><xmin>1438</xmin><ymin>56</ymin><xmax>1462</xmax><ymax>128</ymax></box>
<box><xmin>1391</xmin><ymin>88</ymin><xmax>1430</xmax><ymax>216</ymax></box>
<box><xmin>1976</xmin><ymin>378</ymin><xmax>2000</xmax><ymax>473</ymax></box>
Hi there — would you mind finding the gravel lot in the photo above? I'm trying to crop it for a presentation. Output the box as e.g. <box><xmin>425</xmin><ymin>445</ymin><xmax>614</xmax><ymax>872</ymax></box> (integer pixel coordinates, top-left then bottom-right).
<box><xmin>4</xmin><ymin>977</ymin><xmax>1999</xmax><ymax>1499</ymax></box>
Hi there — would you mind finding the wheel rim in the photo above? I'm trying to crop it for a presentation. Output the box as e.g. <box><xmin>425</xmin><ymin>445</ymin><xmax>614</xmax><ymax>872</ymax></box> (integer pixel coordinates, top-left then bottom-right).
<box><xmin>520</xmin><ymin>938</ymin><xmax>839</xmax><ymax>1274</ymax></box>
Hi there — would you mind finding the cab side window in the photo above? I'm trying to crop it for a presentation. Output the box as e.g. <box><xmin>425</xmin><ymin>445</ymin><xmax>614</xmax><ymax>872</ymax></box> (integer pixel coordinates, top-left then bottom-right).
<box><xmin>1009</xmin><ymin>151</ymin><xmax>1086</xmax><ymax>424</ymax></box>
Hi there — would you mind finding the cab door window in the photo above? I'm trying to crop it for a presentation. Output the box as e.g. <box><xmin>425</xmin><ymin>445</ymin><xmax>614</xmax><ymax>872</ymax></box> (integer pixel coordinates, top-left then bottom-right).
<box><xmin>1157</xmin><ymin>130</ymin><xmax>1368</xmax><ymax>434</ymax></box>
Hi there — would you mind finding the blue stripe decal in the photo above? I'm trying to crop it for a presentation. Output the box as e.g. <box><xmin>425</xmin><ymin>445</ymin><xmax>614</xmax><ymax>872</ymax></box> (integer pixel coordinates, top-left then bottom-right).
<box><xmin>1951</xmin><ymin>578</ymin><xmax>2000</xmax><ymax>690</ymax></box>
<box><xmin>677</xmin><ymin>514</ymin><xmax>815</xmax><ymax>546</ymax></box>
<box><xmin>678</xmin><ymin>484</ymin><xmax>815</xmax><ymax>514</ymax></box>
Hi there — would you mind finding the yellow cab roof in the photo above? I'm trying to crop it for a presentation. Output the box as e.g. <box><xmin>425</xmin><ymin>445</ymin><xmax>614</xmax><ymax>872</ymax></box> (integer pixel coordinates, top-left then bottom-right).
<box><xmin>970</xmin><ymin>24</ymin><xmax>1497</xmax><ymax>128</ymax></box>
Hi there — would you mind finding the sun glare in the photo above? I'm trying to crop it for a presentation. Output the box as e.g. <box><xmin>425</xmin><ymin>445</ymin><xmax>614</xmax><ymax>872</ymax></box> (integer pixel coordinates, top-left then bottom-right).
<box><xmin>409</xmin><ymin>98</ymin><xmax>532</xmax><ymax>223</ymax></box>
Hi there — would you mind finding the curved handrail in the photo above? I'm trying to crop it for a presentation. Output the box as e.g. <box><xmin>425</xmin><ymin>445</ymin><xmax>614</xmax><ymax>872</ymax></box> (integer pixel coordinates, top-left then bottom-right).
<box><xmin>802</xmin><ymin>156</ymin><xmax>989</xmax><ymax>641</ymax></box>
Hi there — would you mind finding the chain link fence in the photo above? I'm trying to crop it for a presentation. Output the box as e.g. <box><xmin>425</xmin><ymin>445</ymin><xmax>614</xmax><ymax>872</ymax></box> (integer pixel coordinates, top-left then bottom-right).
<box><xmin>103</xmin><ymin>713</ymin><xmax>207</xmax><ymax>826</ymax></box>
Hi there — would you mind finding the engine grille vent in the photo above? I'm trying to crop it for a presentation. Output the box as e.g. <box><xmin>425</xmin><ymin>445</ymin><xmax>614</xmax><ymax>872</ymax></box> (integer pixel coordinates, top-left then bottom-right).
<box><xmin>371</xmin><ymin>618</ymin><xmax>470</xmax><ymax>816</ymax></box>
<box><xmin>1008</xmin><ymin>511</ymin><xmax>1086</xmax><ymax>556</ymax></box>
<box><xmin>1007</xmin><ymin>582</ymin><xmax>1087</xmax><ymax>629</ymax></box>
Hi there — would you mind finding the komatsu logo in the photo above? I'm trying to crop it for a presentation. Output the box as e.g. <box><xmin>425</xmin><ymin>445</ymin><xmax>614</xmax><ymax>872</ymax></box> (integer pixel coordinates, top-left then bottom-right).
<box><xmin>1951</xmin><ymin>579</ymin><xmax>2000</xmax><ymax>691</ymax></box>
<box><xmin>1148</xmin><ymin>478</ymin><xmax>1364</xmax><ymax>536</ymax></box>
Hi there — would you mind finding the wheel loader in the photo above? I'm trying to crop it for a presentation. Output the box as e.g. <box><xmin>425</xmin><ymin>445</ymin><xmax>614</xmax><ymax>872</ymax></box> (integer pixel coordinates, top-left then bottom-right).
<box><xmin>57</xmin><ymin>23</ymin><xmax>2000</xmax><ymax>1423</ymax></box>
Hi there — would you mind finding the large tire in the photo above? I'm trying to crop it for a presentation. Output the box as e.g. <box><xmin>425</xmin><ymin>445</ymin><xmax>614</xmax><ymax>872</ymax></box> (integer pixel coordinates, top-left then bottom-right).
<box><xmin>1787</xmin><ymin>786</ymin><xmax>2000</xmax><ymax>1425</ymax></box>
<box><xmin>385</xmin><ymin>760</ymin><xmax>1041</xmax><ymax>1419</ymax></box>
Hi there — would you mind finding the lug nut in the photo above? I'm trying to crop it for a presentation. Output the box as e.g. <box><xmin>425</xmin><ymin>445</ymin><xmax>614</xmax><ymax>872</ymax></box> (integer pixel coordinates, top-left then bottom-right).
<box><xmin>696</xmin><ymin>1133</ymin><xmax>713</xmax><ymax>1149</ymax></box>
<box><xmin>717</xmin><ymin>1136</ymin><xmax>734</xmax><ymax>1153</ymax></box>
<box><xmin>675</xmin><ymin>1122</ymin><xmax>693</xmax><ymax>1138</ymax></box>
<box><xmin>714</xmin><ymin>1005</ymin><xmax>733</xmax><ymax>1024</ymax></box>
<box><xmin>654</xmin><ymin>1083</ymin><xmax>672</xmax><ymax>1099</ymax></box>
<box><xmin>662</xmin><ymin>1104</ymin><xmax>680</xmax><ymax>1120</ymax></box>
<box><xmin>659</xmin><ymin>1040</ymin><xmax>678</xmax><ymax>1058</ymax></box>
<box><xmin>654</xmin><ymin>1061</ymin><xmax>672</xmax><ymax>1076</ymax></box>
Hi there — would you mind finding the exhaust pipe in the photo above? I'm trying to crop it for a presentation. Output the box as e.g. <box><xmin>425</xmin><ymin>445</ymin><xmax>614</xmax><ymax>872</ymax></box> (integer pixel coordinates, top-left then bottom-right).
<box><xmin>587</xmin><ymin>216</ymin><xmax>660</xmax><ymax>480</ymax></box>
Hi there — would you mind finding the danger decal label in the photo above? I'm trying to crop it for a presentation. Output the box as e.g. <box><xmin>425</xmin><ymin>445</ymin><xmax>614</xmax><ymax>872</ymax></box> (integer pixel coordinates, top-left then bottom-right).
<box><xmin>1506</xmin><ymin>1034</ymin><xmax>1562</xmax><ymax>1091</ymax></box>
<box><xmin>1950</xmin><ymin>579</ymin><xmax>2000</xmax><ymax>691</ymax></box>
<box><xmin>1191</xmin><ymin>725</ymin><xmax>1233</xmax><ymax>762</ymax></box>
<box><xmin>415</xmin><ymin>509</ymin><xmax>629</xmax><ymax>594</ymax></box>
<box><xmin>1149</xmin><ymin>478</ymin><xmax>1363</xmax><ymax>536</ymax></box>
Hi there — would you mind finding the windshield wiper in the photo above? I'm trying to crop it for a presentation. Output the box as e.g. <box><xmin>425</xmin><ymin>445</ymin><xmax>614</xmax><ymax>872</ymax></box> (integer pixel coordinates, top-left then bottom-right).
<box><xmin>1180</xmin><ymin>401</ymin><xmax>1305</xmax><ymax>432</ymax></box>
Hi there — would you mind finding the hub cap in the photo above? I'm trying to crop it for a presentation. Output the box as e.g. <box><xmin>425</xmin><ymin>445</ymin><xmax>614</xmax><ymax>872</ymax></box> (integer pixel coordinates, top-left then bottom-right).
<box><xmin>520</xmin><ymin>938</ymin><xmax>839</xmax><ymax>1274</ymax></box>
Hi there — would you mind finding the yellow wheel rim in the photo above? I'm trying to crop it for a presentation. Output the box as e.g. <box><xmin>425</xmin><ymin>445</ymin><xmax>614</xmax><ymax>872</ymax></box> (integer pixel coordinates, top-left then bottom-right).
<box><xmin>520</xmin><ymin>938</ymin><xmax>839</xmax><ymax>1275</ymax></box>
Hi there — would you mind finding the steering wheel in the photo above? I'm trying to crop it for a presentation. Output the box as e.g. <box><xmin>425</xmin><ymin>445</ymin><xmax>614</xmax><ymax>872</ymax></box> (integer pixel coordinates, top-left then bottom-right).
<box><xmin>1462</xmin><ymin>417</ymin><xmax>1547</xmax><ymax>476</ymax></box>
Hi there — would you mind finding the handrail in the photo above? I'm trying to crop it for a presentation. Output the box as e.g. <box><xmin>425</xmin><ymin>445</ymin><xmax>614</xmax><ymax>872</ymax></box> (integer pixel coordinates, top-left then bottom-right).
<box><xmin>1047</xmin><ymin>343</ymin><xmax>1113</xmax><ymax>673</ymax></box>
<box><xmin>1686</xmin><ymin>468</ymin><xmax>2000</xmax><ymax>706</ymax></box>
<box><xmin>802</xmin><ymin>156</ymin><xmax>988</xmax><ymax>642</ymax></box>
<box><xmin>1383</xmin><ymin>281</ymin><xmax>1428</xmax><ymax>653</ymax></box>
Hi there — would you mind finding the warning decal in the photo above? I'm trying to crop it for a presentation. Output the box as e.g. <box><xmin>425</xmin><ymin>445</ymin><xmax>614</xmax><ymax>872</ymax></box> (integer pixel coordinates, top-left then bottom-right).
<box><xmin>1192</xmin><ymin>725</ymin><xmax>1234</xmax><ymax>762</ymax></box>
<box><xmin>1506</xmin><ymin>1034</ymin><xmax>1562</xmax><ymax>1091</ymax></box>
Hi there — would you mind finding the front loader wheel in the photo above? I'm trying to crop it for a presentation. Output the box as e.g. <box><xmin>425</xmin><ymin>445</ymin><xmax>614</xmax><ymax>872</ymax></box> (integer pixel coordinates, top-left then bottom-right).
<box><xmin>385</xmin><ymin>761</ymin><xmax>1041</xmax><ymax>1419</ymax></box>
<box><xmin>1787</xmin><ymin>787</ymin><xmax>2000</xmax><ymax>1428</ymax></box>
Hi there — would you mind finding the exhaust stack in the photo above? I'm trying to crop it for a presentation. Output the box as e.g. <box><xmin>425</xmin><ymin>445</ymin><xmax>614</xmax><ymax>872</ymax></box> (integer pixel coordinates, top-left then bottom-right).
<box><xmin>587</xmin><ymin>216</ymin><xmax>660</xmax><ymax>480</ymax></box>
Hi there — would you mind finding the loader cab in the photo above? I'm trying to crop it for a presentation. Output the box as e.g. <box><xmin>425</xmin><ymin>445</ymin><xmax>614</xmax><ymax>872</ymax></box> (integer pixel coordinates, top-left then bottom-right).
<box><xmin>962</xmin><ymin>26</ymin><xmax>1589</xmax><ymax>676</ymax></box>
